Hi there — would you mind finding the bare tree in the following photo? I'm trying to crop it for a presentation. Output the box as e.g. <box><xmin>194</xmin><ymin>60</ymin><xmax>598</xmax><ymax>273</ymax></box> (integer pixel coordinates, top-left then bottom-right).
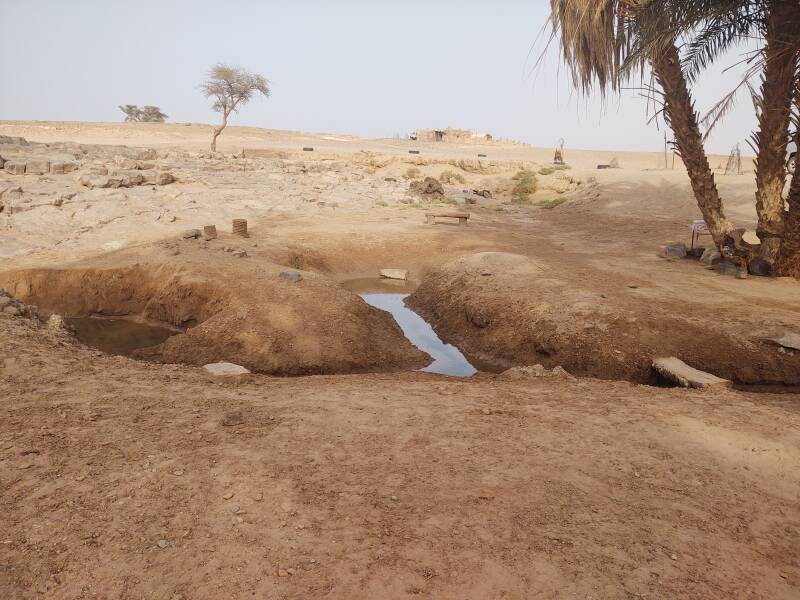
<box><xmin>119</xmin><ymin>105</ymin><xmax>143</xmax><ymax>122</ymax></box>
<box><xmin>199</xmin><ymin>64</ymin><xmax>271</xmax><ymax>152</ymax></box>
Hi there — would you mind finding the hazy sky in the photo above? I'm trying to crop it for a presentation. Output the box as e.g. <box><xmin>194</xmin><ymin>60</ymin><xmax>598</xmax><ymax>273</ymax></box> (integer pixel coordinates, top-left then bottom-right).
<box><xmin>0</xmin><ymin>0</ymin><xmax>758</xmax><ymax>153</ymax></box>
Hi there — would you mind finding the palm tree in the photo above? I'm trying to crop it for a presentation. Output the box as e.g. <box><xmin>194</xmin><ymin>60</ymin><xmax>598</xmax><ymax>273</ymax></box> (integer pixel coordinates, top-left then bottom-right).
<box><xmin>549</xmin><ymin>0</ymin><xmax>736</xmax><ymax>249</ymax></box>
<box><xmin>549</xmin><ymin>0</ymin><xmax>800</xmax><ymax>276</ymax></box>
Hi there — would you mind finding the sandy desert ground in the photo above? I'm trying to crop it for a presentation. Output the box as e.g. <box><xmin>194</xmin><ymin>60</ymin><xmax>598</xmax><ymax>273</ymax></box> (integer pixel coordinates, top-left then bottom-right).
<box><xmin>1</xmin><ymin>120</ymin><xmax>799</xmax><ymax>599</ymax></box>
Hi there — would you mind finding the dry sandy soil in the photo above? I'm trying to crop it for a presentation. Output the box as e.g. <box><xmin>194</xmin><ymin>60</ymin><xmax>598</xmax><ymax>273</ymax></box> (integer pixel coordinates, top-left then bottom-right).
<box><xmin>1</xmin><ymin>121</ymin><xmax>799</xmax><ymax>599</ymax></box>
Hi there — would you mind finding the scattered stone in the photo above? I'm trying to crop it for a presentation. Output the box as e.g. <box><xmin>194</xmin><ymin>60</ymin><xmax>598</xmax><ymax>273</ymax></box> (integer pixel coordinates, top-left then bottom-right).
<box><xmin>47</xmin><ymin>314</ymin><xmax>67</xmax><ymax>331</ymax></box>
<box><xmin>652</xmin><ymin>357</ymin><xmax>731</xmax><ymax>389</ymax></box>
<box><xmin>502</xmin><ymin>364</ymin><xmax>574</xmax><ymax>380</ymax></box>
<box><xmin>49</xmin><ymin>161</ymin><xmax>77</xmax><ymax>175</ymax></box>
<box><xmin>748</xmin><ymin>258</ymin><xmax>772</xmax><ymax>277</ymax></box>
<box><xmin>3</xmin><ymin>305</ymin><xmax>21</xmax><ymax>316</ymax></box>
<box><xmin>771</xmin><ymin>332</ymin><xmax>800</xmax><ymax>351</ymax></box>
<box><xmin>102</xmin><ymin>240</ymin><xmax>129</xmax><ymax>252</ymax></box>
<box><xmin>223</xmin><ymin>492</ymin><xmax>234</xmax><ymax>500</ymax></box>
<box><xmin>278</xmin><ymin>569</ymin><xmax>290</xmax><ymax>577</ymax></box>
<box><xmin>232</xmin><ymin>248</ymin><xmax>248</xmax><ymax>258</ymax></box>
<box><xmin>686</xmin><ymin>246</ymin><xmax>705</xmax><ymax>259</ymax></box>
<box><xmin>203</xmin><ymin>362</ymin><xmax>251</xmax><ymax>380</ymax></box>
<box><xmin>221</xmin><ymin>411</ymin><xmax>245</xmax><ymax>427</ymax></box>
<box><xmin>473</xmin><ymin>189</ymin><xmax>492</xmax><ymax>198</ymax></box>
<box><xmin>700</xmin><ymin>247</ymin><xmax>722</xmax><ymax>266</ymax></box>
<box><xmin>659</xmin><ymin>243</ymin><xmax>687</xmax><ymax>260</ymax></box>
<box><xmin>182</xmin><ymin>229</ymin><xmax>201</xmax><ymax>240</ymax></box>
<box><xmin>714</xmin><ymin>260</ymin><xmax>741</xmax><ymax>277</ymax></box>
<box><xmin>4</xmin><ymin>161</ymin><xmax>26</xmax><ymax>175</ymax></box>
<box><xmin>279</xmin><ymin>270</ymin><xmax>302</xmax><ymax>283</ymax></box>
<box><xmin>157</xmin><ymin>539</ymin><xmax>169</xmax><ymax>549</ymax></box>
<box><xmin>153</xmin><ymin>172</ymin><xmax>175</xmax><ymax>185</ymax></box>
<box><xmin>230</xmin><ymin>504</ymin><xmax>241</xmax><ymax>514</ymax></box>
<box><xmin>380</xmin><ymin>268</ymin><xmax>407</xmax><ymax>281</ymax></box>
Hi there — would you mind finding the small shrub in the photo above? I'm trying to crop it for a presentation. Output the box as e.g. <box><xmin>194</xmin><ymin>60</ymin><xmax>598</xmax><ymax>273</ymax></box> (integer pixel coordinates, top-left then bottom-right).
<box><xmin>439</xmin><ymin>169</ymin><xmax>466</xmax><ymax>184</ymax></box>
<box><xmin>536</xmin><ymin>197</ymin><xmax>567</xmax><ymax>209</ymax></box>
<box><xmin>511</xmin><ymin>170</ymin><xmax>538</xmax><ymax>203</ymax></box>
<box><xmin>538</xmin><ymin>167</ymin><xmax>555</xmax><ymax>176</ymax></box>
<box><xmin>405</xmin><ymin>167</ymin><xmax>422</xmax><ymax>179</ymax></box>
<box><xmin>553</xmin><ymin>164</ymin><xmax>571</xmax><ymax>171</ymax></box>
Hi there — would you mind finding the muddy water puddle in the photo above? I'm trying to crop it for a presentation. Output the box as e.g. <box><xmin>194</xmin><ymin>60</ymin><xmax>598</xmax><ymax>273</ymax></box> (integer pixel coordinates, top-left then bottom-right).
<box><xmin>66</xmin><ymin>316</ymin><xmax>180</xmax><ymax>356</ymax></box>
<box><xmin>342</xmin><ymin>278</ymin><xmax>491</xmax><ymax>377</ymax></box>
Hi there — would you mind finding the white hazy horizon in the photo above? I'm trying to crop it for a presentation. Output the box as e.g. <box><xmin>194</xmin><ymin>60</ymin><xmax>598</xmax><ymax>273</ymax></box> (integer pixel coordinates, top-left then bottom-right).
<box><xmin>0</xmin><ymin>0</ymin><xmax>759</xmax><ymax>154</ymax></box>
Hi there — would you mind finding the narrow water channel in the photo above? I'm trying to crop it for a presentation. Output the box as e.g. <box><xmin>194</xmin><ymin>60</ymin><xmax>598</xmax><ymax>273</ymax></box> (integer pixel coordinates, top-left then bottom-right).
<box><xmin>342</xmin><ymin>278</ymin><xmax>479</xmax><ymax>377</ymax></box>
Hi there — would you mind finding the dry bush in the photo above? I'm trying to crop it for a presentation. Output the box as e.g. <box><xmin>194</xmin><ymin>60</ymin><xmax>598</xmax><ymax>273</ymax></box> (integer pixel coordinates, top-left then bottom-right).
<box><xmin>405</xmin><ymin>167</ymin><xmax>422</xmax><ymax>179</ymax></box>
<box><xmin>511</xmin><ymin>170</ymin><xmax>538</xmax><ymax>203</ymax></box>
<box><xmin>439</xmin><ymin>169</ymin><xmax>466</xmax><ymax>184</ymax></box>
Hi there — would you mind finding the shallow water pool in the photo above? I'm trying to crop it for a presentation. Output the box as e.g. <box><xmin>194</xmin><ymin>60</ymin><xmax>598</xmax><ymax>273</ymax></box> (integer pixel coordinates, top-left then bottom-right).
<box><xmin>66</xmin><ymin>316</ymin><xmax>179</xmax><ymax>356</ymax></box>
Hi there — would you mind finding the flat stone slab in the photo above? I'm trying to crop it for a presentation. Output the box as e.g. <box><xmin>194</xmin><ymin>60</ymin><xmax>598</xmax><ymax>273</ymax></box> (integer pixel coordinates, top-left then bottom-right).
<box><xmin>653</xmin><ymin>357</ymin><xmax>731</xmax><ymax>390</ymax></box>
<box><xmin>772</xmin><ymin>332</ymin><xmax>800</xmax><ymax>351</ymax></box>
<box><xmin>380</xmin><ymin>269</ymin><xmax>408</xmax><ymax>281</ymax></box>
<box><xmin>203</xmin><ymin>362</ymin><xmax>251</xmax><ymax>378</ymax></box>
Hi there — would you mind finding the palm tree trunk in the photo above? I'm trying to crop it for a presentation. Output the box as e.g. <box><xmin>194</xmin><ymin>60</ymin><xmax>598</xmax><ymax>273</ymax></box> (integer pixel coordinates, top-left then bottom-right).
<box><xmin>777</xmin><ymin>88</ymin><xmax>800</xmax><ymax>278</ymax></box>
<box><xmin>651</xmin><ymin>44</ymin><xmax>736</xmax><ymax>249</ymax></box>
<box><xmin>752</xmin><ymin>0</ymin><xmax>799</xmax><ymax>271</ymax></box>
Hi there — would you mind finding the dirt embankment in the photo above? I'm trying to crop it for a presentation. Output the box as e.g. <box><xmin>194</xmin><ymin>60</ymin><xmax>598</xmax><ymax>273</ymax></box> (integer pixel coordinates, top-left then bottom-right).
<box><xmin>408</xmin><ymin>252</ymin><xmax>800</xmax><ymax>385</ymax></box>
<box><xmin>0</xmin><ymin>241</ymin><xmax>429</xmax><ymax>375</ymax></box>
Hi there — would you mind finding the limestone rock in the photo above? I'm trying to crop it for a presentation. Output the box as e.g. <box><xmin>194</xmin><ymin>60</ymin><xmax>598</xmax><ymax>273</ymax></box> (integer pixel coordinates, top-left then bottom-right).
<box><xmin>4</xmin><ymin>161</ymin><xmax>26</xmax><ymax>175</ymax></box>
<box><xmin>25</xmin><ymin>160</ymin><xmax>50</xmax><ymax>175</ymax></box>
<box><xmin>659</xmin><ymin>243</ymin><xmax>688</xmax><ymax>260</ymax></box>
<box><xmin>203</xmin><ymin>362</ymin><xmax>251</xmax><ymax>381</ymax></box>
<box><xmin>182</xmin><ymin>229</ymin><xmax>201</xmax><ymax>240</ymax></box>
<box><xmin>652</xmin><ymin>357</ymin><xmax>731</xmax><ymax>389</ymax></box>
<box><xmin>380</xmin><ymin>269</ymin><xmax>407</xmax><ymax>281</ymax></box>
<box><xmin>50</xmin><ymin>161</ymin><xmax>77</xmax><ymax>175</ymax></box>
<box><xmin>700</xmin><ymin>247</ymin><xmax>722</xmax><ymax>266</ymax></box>
<box><xmin>47</xmin><ymin>314</ymin><xmax>68</xmax><ymax>331</ymax></box>
<box><xmin>279</xmin><ymin>270</ymin><xmax>302</xmax><ymax>283</ymax></box>
<box><xmin>772</xmin><ymin>332</ymin><xmax>800</xmax><ymax>351</ymax></box>
<box><xmin>502</xmin><ymin>364</ymin><xmax>574</xmax><ymax>380</ymax></box>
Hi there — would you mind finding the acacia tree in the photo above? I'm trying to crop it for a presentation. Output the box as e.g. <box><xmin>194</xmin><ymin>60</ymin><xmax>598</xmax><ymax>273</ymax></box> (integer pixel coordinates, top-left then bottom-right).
<box><xmin>199</xmin><ymin>64</ymin><xmax>271</xmax><ymax>152</ymax></box>
<box><xmin>119</xmin><ymin>105</ymin><xmax>142</xmax><ymax>122</ymax></box>
<box><xmin>119</xmin><ymin>104</ymin><xmax>168</xmax><ymax>122</ymax></box>
<box><xmin>140</xmin><ymin>106</ymin><xmax>168</xmax><ymax>122</ymax></box>
<box><xmin>549</xmin><ymin>0</ymin><xmax>800</xmax><ymax>277</ymax></box>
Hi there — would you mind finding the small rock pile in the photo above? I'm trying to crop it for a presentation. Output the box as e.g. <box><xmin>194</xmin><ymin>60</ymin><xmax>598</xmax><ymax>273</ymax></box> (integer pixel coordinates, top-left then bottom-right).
<box><xmin>409</xmin><ymin>177</ymin><xmax>444</xmax><ymax>198</ymax></box>
<box><xmin>0</xmin><ymin>289</ymin><xmax>38</xmax><ymax>318</ymax></box>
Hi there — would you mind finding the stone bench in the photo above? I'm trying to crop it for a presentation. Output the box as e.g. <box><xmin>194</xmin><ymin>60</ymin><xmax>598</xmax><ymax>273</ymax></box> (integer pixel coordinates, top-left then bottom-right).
<box><xmin>426</xmin><ymin>212</ymin><xmax>470</xmax><ymax>225</ymax></box>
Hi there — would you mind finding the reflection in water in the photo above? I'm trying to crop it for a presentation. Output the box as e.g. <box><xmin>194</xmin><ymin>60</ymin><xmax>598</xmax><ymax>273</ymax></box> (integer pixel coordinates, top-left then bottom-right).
<box><xmin>342</xmin><ymin>277</ymin><xmax>491</xmax><ymax>377</ymax></box>
<box><xmin>340</xmin><ymin>277</ymin><xmax>418</xmax><ymax>295</ymax></box>
<box><xmin>359</xmin><ymin>292</ymin><xmax>478</xmax><ymax>377</ymax></box>
<box><xmin>66</xmin><ymin>316</ymin><xmax>179</xmax><ymax>356</ymax></box>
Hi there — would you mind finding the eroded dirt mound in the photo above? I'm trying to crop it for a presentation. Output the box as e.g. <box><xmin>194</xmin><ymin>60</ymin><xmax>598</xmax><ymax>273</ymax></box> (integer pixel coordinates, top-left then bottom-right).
<box><xmin>0</xmin><ymin>244</ymin><xmax>429</xmax><ymax>375</ymax></box>
<box><xmin>407</xmin><ymin>252</ymin><xmax>800</xmax><ymax>384</ymax></box>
